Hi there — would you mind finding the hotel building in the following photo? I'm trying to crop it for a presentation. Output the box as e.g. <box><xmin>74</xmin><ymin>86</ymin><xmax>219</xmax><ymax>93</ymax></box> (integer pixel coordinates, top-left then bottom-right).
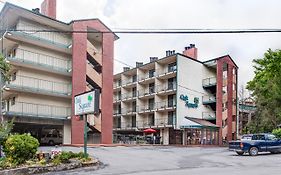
<box><xmin>0</xmin><ymin>0</ymin><xmax>117</xmax><ymax>144</ymax></box>
<box><xmin>113</xmin><ymin>45</ymin><xmax>238</xmax><ymax>145</ymax></box>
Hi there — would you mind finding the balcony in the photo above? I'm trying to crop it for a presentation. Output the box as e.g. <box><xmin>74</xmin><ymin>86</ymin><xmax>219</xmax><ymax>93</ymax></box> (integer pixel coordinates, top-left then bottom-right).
<box><xmin>203</xmin><ymin>77</ymin><xmax>217</xmax><ymax>94</ymax></box>
<box><xmin>138</xmin><ymin>88</ymin><xmax>155</xmax><ymax>99</ymax></box>
<box><xmin>138</xmin><ymin>104</ymin><xmax>156</xmax><ymax>114</ymax></box>
<box><xmin>5</xmin><ymin>31</ymin><xmax>72</xmax><ymax>54</ymax></box>
<box><xmin>202</xmin><ymin>96</ymin><xmax>216</xmax><ymax>104</ymax></box>
<box><xmin>2</xmin><ymin>101</ymin><xmax>71</xmax><ymax>120</ymax></box>
<box><xmin>202</xmin><ymin>95</ymin><xmax>216</xmax><ymax>111</ymax></box>
<box><xmin>138</xmin><ymin>74</ymin><xmax>155</xmax><ymax>85</ymax></box>
<box><xmin>121</xmin><ymin>92</ymin><xmax>137</xmax><ymax>102</ymax></box>
<box><xmin>155</xmin><ymin>83</ymin><xmax>176</xmax><ymax>95</ymax></box>
<box><xmin>5</xmin><ymin>75</ymin><xmax>72</xmax><ymax>98</ymax></box>
<box><xmin>113</xmin><ymin>81</ymin><xmax>122</xmax><ymax>90</ymax></box>
<box><xmin>113</xmin><ymin>110</ymin><xmax>122</xmax><ymax>117</ymax></box>
<box><xmin>155</xmin><ymin>101</ymin><xmax>176</xmax><ymax>112</ymax></box>
<box><xmin>156</xmin><ymin>67</ymin><xmax>177</xmax><ymax>79</ymax></box>
<box><xmin>122</xmin><ymin>77</ymin><xmax>138</xmax><ymax>88</ymax></box>
<box><xmin>154</xmin><ymin>118</ymin><xmax>175</xmax><ymax>128</ymax></box>
<box><xmin>113</xmin><ymin>122</ymin><xmax>137</xmax><ymax>130</ymax></box>
<box><xmin>202</xmin><ymin>112</ymin><xmax>216</xmax><ymax>120</ymax></box>
<box><xmin>113</xmin><ymin>95</ymin><xmax>122</xmax><ymax>103</ymax></box>
<box><xmin>121</xmin><ymin>108</ymin><xmax>137</xmax><ymax>116</ymax></box>
<box><xmin>6</xmin><ymin>48</ymin><xmax>72</xmax><ymax>76</ymax></box>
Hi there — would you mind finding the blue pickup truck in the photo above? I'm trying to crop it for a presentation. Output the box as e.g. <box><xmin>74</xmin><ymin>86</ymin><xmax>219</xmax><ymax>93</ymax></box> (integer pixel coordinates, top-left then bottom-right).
<box><xmin>229</xmin><ymin>133</ymin><xmax>281</xmax><ymax>156</ymax></box>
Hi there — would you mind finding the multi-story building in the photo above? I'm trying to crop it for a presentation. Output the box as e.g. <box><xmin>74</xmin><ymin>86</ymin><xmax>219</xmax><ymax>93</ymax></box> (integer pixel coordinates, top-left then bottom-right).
<box><xmin>0</xmin><ymin>0</ymin><xmax>118</xmax><ymax>144</ymax></box>
<box><xmin>113</xmin><ymin>44</ymin><xmax>238</xmax><ymax>145</ymax></box>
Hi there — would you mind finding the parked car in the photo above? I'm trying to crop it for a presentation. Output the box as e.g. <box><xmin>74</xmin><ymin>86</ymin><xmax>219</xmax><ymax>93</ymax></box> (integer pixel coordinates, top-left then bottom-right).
<box><xmin>41</xmin><ymin>133</ymin><xmax>62</xmax><ymax>146</ymax></box>
<box><xmin>229</xmin><ymin>133</ymin><xmax>281</xmax><ymax>156</ymax></box>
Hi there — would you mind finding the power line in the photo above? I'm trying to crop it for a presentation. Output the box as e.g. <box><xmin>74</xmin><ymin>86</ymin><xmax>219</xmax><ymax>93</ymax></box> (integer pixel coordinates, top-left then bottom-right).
<box><xmin>2</xmin><ymin>29</ymin><xmax>281</xmax><ymax>34</ymax></box>
<box><xmin>114</xmin><ymin>59</ymin><xmax>134</xmax><ymax>68</ymax></box>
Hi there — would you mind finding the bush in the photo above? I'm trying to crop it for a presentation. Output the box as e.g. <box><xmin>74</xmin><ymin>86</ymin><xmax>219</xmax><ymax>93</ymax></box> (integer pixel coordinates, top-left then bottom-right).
<box><xmin>52</xmin><ymin>151</ymin><xmax>88</xmax><ymax>164</ymax></box>
<box><xmin>3</xmin><ymin>133</ymin><xmax>39</xmax><ymax>165</ymax></box>
<box><xmin>272</xmin><ymin>128</ymin><xmax>281</xmax><ymax>138</ymax></box>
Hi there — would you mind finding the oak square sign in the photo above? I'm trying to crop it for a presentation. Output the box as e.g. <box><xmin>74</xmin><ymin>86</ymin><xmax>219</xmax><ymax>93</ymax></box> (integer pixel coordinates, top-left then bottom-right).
<box><xmin>74</xmin><ymin>90</ymin><xmax>100</xmax><ymax>115</ymax></box>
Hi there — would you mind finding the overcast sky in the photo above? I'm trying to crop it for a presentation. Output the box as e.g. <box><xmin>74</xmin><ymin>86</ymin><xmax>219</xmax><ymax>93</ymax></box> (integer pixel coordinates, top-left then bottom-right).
<box><xmin>1</xmin><ymin>0</ymin><xmax>281</xmax><ymax>88</ymax></box>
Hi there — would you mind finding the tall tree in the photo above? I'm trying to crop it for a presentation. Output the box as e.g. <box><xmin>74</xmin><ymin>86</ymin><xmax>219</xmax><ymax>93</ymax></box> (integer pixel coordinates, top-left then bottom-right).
<box><xmin>0</xmin><ymin>53</ymin><xmax>10</xmax><ymax>81</ymax></box>
<box><xmin>247</xmin><ymin>49</ymin><xmax>281</xmax><ymax>132</ymax></box>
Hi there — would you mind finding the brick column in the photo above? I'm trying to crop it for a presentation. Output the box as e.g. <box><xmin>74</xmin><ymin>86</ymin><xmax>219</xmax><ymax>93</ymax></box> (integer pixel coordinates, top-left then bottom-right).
<box><xmin>216</xmin><ymin>59</ymin><xmax>223</xmax><ymax>145</ymax></box>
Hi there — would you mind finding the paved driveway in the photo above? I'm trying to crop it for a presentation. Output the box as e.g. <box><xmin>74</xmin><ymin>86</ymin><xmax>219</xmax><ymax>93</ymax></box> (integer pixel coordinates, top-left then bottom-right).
<box><xmin>40</xmin><ymin>146</ymin><xmax>281</xmax><ymax>175</ymax></box>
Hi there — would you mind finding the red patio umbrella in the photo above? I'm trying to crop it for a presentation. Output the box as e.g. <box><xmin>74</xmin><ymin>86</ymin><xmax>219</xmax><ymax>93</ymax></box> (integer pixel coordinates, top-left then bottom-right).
<box><xmin>143</xmin><ymin>128</ymin><xmax>157</xmax><ymax>134</ymax></box>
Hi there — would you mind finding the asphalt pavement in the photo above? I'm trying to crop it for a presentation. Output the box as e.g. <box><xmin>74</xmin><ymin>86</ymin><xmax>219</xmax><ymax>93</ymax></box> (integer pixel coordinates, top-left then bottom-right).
<box><xmin>40</xmin><ymin>146</ymin><xmax>281</xmax><ymax>175</ymax></box>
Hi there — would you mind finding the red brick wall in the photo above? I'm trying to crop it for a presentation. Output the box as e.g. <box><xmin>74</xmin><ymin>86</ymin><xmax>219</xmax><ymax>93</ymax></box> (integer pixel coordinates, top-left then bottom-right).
<box><xmin>216</xmin><ymin>59</ymin><xmax>223</xmax><ymax>145</ymax></box>
<box><xmin>71</xmin><ymin>20</ymin><xmax>114</xmax><ymax>144</ymax></box>
<box><xmin>216</xmin><ymin>56</ymin><xmax>237</xmax><ymax>145</ymax></box>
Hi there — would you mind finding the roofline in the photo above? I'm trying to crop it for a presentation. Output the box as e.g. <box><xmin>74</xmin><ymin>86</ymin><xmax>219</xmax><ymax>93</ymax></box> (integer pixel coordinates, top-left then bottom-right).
<box><xmin>114</xmin><ymin>53</ymin><xmax>204</xmax><ymax>76</ymax></box>
<box><xmin>1</xmin><ymin>2</ymin><xmax>69</xmax><ymax>26</ymax></box>
<box><xmin>70</xmin><ymin>18</ymin><xmax>119</xmax><ymax>40</ymax></box>
<box><xmin>1</xmin><ymin>2</ymin><xmax>119</xmax><ymax>39</ymax></box>
<box><xmin>203</xmin><ymin>54</ymin><xmax>238</xmax><ymax>68</ymax></box>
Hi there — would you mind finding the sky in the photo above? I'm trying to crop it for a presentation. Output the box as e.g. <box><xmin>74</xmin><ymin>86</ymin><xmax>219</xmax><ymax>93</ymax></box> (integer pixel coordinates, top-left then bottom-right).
<box><xmin>1</xmin><ymin>0</ymin><xmax>281</xmax><ymax>88</ymax></box>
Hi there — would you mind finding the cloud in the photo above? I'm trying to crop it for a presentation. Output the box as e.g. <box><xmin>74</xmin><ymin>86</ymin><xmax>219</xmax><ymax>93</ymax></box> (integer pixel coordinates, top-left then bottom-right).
<box><xmin>2</xmin><ymin>0</ymin><xmax>281</xmax><ymax>87</ymax></box>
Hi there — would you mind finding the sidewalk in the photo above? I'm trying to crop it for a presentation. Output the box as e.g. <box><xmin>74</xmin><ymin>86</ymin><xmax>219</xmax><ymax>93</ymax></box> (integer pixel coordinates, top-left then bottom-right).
<box><xmin>63</xmin><ymin>143</ymin><xmax>225</xmax><ymax>148</ymax></box>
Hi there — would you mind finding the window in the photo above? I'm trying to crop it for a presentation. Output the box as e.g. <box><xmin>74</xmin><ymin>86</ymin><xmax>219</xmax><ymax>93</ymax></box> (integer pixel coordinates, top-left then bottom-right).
<box><xmin>267</xmin><ymin>134</ymin><xmax>277</xmax><ymax>141</ymax></box>
<box><xmin>132</xmin><ymin>116</ymin><xmax>136</xmax><ymax>127</ymax></box>
<box><xmin>117</xmin><ymin>79</ymin><xmax>121</xmax><ymax>86</ymax></box>
<box><xmin>132</xmin><ymin>75</ymin><xmax>137</xmax><ymax>82</ymax></box>
<box><xmin>149</xmin><ymin>83</ymin><xmax>155</xmax><ymax>93</ymax></box>
<box><xmin>232</xmin><ymin>115</ymin><xmax>236</xmax><ymax>122</ymax></box>
<box><xmin>168</xmin><ymin>111</ymin><xmax>175</xmax><ymax>125</ymax></box>
<box><xmin>148</xmin><ymin>98</ymin><xmax>155</xmax><ymax>110</ymax></box>
<box><xmin>11</xmin><ymin>72</ymin><xmax>16</xmax><ymax>81</ymax></box>
<box><xmin>148</xmin><ymin>69</ymin><xmax>155</xmax><ymax>78</ymax></box>
<box><xmin>132</xmin><ymin>101</ymin><xmax>137</xmax><ymax>112</ymax></box>
<box><xmin>149</xmin><ymin>114</ymin><xmax>155</xmax><ymax>126</ymax></box>
<box><xmin>168</xmin><ymin>94</ymin><xmax>176</xmax><ymax>107</ymax></box>
<box><xmin>132</xmin><ymin>87</ymin><xmax>137</xmax><ymax>97</ymax></box>
<box><xmin>168</xmin><ymin>77</ymin><xmax>176</xmax><ymax>90</ymax></box>
<box><xmin>168</xmin><ymin>62</ymin><xmax>176</xmax><ymax>72</ymax></box>
<box><xmin>117</xmin><ymin>117</ymin><xmax>121</xmax><ymax>128</ymax></box>
<box><xmin>11</xmin><ymin>97</ymin><xmax>16</xmax><ymax>105</ymax></box>
<box><xmin>223</xmin><ymin>63</ymin><xmax>228</xmax><ymax>71</ymax></box>
<box><xmin>117</xmin><ymin>104</ymin><xmax>121</xmax><ymax>114</ymax></box>
<box><xmin>117</xmin><ymin>91</ymin><xmax>121</xmax><ymax>100</ymax></box>
<box><xmin>252</xmin><ymin>135</ymin><xmax>265</xmax><ymax>141</ymax></box>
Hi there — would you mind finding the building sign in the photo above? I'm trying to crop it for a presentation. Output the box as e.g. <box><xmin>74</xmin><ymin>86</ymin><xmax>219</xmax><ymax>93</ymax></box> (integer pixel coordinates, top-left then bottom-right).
<box><xmin>74</xmin><ymin>90</ymin><xmax>100</xmax><ymax>115</ymax></box>
<box><xmin>180</xmin><ymin>94</ymin><xmax>199</xmax><ymax>108</ymax></box>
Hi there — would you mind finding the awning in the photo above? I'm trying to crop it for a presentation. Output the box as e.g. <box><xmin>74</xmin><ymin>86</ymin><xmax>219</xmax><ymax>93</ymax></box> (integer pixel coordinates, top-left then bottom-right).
<box><xmin>180</xmin><ymin>117</ymin><xmax>219</xmax><ymax>129</ymax></box>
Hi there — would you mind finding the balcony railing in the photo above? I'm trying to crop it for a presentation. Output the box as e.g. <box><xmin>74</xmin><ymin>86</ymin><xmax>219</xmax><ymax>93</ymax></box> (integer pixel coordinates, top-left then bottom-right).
<box><xmin>202</xmin><ymin>77</ymin><xmax>217</xmax><ymax>87</ymax></box>
<box><xmin>156</xmin><ymin>66</ymin><xmax>177</xmax><ymax>76</ymax></box>
<box><xmin>6</xmin><ymin>75</ymin><xmax>72</xmax><ymax>96</ymax></box>
<box><xmin>113</xmin><ymin>110</ymin><xmax>122</xmax><ymax>116</ymax></box>
<box><xmin>155</xmin><ymin>83</ymin><xmax>176</xmax><ymax>93</ymax></box>
<box><xmin>138</xmin><ymin>104</ymin><xmax>156</xmax><ymax>113</ymax></box>
<box><xmin>202</xmin><ymin>112</ymin><xmax>216</xmax><ymax>120</ymax></box>
<box><xmin>7</xmin><ymin>48</ymin><xmax>72</xmax><ymax>73</ymax></box>
<box><xmin>138</xmin><ymin>87</ymin><xmax>155</xmax><ymax>97</ymax></box>
<box><xmin>9</xmin><ymin>27</ymin><xmax>71</xmax><ymax>49</ymax></box>
<box><xmin>202</xmin><ymin>95</ymin><xmax>216</xmax><ymax>104</ymax></box>
<box><xmin>2</xmin><ymin>101</ymin><xmax>71</xmax><ymax>120</ymax></box>
<box><xmin>137</xmin><ymin>119</ymin><xmax>175</xmax><ymax>128</ymax></box>
<box><xmin>122</xmin><ymin>93</ymin><xmax>137</xmax><ymax>100</ymax></box>
<box><xmin>155</xmin><ymin>101</ymin><xmax>176</xmax><ymax>110</ymax></box>
<box><xmin>121</xmin><ymin>108</ymin><xmax>137</xmax><ymax>115</ymax></box>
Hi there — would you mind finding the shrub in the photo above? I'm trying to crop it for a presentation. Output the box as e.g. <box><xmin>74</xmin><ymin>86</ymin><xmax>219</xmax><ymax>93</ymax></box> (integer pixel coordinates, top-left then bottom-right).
<box><xmin>272</xmin><ymin>128</ymin><xmax>281</xmax><ymax>138</ymax></box>
<box><xmin>3</xmin><ymin>133</ymin><xmax>39</xmax><ymax>165</ymax></box>
<box><xmin>52</xmin><ymin>151</ymin><xmax>88</xmax><ymax>164</ymax></box>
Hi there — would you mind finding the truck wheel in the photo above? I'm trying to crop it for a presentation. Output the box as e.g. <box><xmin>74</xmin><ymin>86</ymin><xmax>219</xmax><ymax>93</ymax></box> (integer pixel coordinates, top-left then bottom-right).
<box><xmin>249</xmin><ymin>147</ymin><xmax>258</xmax><ymax>156</ymax></box>
<box><xmin>236</xmin><ymin>151</ymin><xmax>244</xmax><ymax>156</ymax></box>
<box><xmin>48</xmin><ymin>140</ymin><xmax>55</xmax><ymax>146</ymax></box>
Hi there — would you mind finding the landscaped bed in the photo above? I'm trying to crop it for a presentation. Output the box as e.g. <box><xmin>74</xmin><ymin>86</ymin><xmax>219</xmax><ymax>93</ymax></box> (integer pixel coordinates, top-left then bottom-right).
<box><xmin>0</xmin><ymin>133</ymin><xmax>100</xmax><ymax>174</ymax></box>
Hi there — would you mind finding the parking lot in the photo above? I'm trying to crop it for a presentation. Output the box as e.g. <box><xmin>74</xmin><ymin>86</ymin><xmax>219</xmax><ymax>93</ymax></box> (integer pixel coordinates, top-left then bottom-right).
<box><xmin>40</xmin><ymin>146</ymin><xmax>281</xmax><ymax>175</ymax></box>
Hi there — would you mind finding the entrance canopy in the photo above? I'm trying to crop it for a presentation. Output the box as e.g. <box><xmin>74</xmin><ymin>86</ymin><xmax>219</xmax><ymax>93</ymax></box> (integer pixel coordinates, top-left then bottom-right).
<box><xmin>180</xmin><ymin>117</ymin><xmax>219</xmax><ymax>129</ymax></box>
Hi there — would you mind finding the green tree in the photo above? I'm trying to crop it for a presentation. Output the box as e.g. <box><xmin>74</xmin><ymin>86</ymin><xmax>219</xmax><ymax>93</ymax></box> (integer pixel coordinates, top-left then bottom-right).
<box><xmin>0</xmin><ymin>120</ymin><xmax>13</xmax><ymax>144</ymax></box>
<box><xmin>0</xmin><ymin>53</ymin><xmax>10</xmax><ymax>81</ymax></box>
<box><xmin>247</xmin><ymin>49</ymin><xmax>281</xmax><ymax>132</ymax></box>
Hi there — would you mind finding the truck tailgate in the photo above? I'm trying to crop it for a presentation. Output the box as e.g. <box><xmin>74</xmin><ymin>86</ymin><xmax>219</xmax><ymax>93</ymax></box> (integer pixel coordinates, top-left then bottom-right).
<box><xmin>229</xmin><ymin>141</ymin><xmax>241</xmax><ymax>150</ymax></box>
